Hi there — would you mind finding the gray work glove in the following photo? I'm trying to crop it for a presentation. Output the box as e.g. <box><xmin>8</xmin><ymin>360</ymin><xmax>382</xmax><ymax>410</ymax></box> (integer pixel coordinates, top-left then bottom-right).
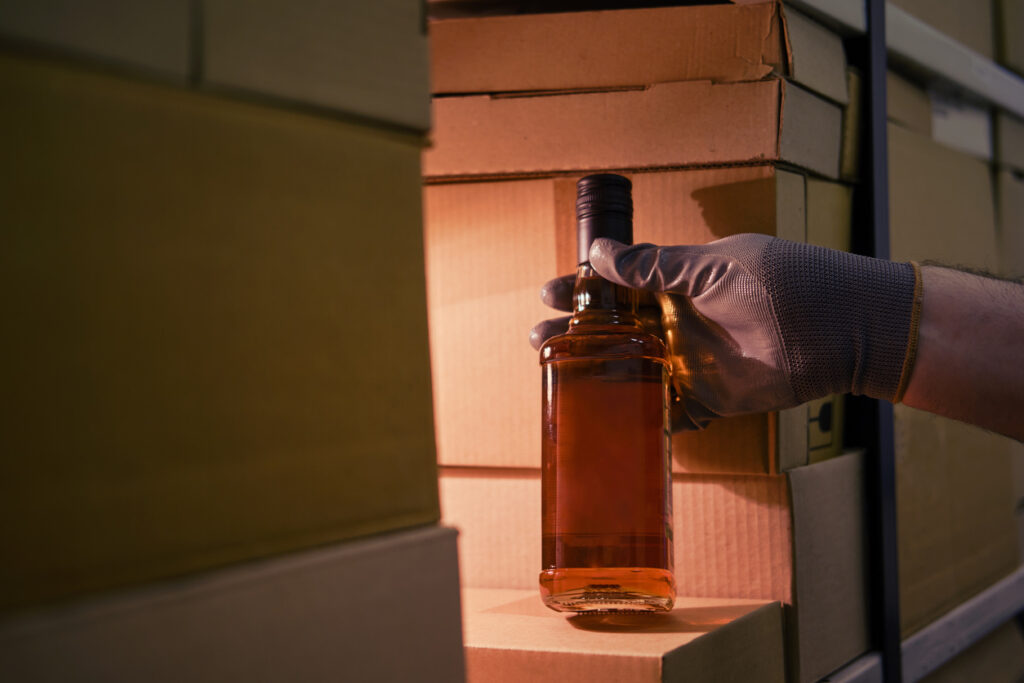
<box><xmin>530</xmin><ymin>234</ymin><xmax>922</xmax><ymax>430</ymax></box>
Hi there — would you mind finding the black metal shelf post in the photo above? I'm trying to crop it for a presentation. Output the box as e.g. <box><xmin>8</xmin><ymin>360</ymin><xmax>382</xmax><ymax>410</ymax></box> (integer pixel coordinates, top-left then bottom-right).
<box><xmin>845</xmin><ymin>0</ymin><xmax>903</xmax><ymax>680</ymax></box>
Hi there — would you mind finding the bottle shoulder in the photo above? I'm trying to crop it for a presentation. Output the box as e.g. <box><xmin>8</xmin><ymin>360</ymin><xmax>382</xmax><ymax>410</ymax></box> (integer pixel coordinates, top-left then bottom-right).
<box><xmin>540</xmin><ymin>325</ymin><xmax>667</xmax><ymax>364</ymax></box>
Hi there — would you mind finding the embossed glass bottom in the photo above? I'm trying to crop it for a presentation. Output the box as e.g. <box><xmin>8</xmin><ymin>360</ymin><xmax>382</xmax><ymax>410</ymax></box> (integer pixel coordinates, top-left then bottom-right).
<box><xmin>540</xmin><ymin>567</ymin><xmax>675</xmax><ymax>613</ymax></box>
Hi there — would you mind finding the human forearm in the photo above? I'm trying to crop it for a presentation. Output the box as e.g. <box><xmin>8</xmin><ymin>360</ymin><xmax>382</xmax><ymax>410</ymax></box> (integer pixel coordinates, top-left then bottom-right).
<box><xmin>901</xmin><ymin>266</ymin><xmax>1024</xmax><ymax>441</ymax></box>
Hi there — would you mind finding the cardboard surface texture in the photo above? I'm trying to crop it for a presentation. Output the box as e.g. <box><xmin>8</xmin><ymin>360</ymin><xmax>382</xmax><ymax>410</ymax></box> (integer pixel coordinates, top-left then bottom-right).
<box><xmin>889</xmin><ymin>0</ymin><xmax>995</xmax><ymax>59</ymax></box>
<box><xmin>0</xmin><ymin>526</ymin><xmax>465</xmax><ymax>683</ymax></box>
<box><xmin>840</xmin><ymin>68</ymin><xmax>863</xmax><ymax>181</ymax></box>
<box><xmin>894</xmin><ymin>403</ymin><xmax>1019</xmax><ymax>640</ymax></box>
<box><xmin>928</xmin><ymin>90</ymin><xmax>993</xmax><ymax>161</ymax></box>
<box><xmin>429</xmin><ymin>2</ymin><xmax>848</xmax><ymax>106</ymax></box>
<box><xmin>997</xmin><ymin>169</ymin><xmax>1024</xmax><ymax>278</ymax></box>
<box><xmin>425</xmin><ymin>78</ymin><xmax>842</xmax><ymax>180</ymax></box>
<box><xmin>888</xmin><ymin>122</ymin><xmax>997</xmax><ymax>271</ymax></box>
<box><xmin>441</xmin><ymin>452</ymin><xmax>869</xmax><ymax>683</ymax></box>
<box><xmin>887</xmin><ymin>71</ymin><xmax>932</xmax><ymax>136</ymax></box>
<box><xmin>461</xmin><ymin>588</ymin><xmax>784</xmax><ymax>683</ymax></box>
<box><xmin>996</xmin><ymin>111</ymin><xmax>1024</xmax><ymax>172</ymax></box>
<box><xmin>203</xmin><ymin>0</ymin><xmax>430</xmax><ymax>131</ymax></box>
<box><xmin>998</xmin><ymin>0</ymin><xmax>1024</xmax><ymax>76</ymax></box>
<box><xmin>0</xmin><ymin>55</ymin><xmax>439</xmax><ymax>612</ymax></box>
<box><xmin>424</xmin><ymin>167</ymin><xmax>850</xmax><ymax>475</ymax></box>
<box><xmin>0</xmin><ymin>0</ymin><xmax>190</xmax><ymax>79</ymax></box>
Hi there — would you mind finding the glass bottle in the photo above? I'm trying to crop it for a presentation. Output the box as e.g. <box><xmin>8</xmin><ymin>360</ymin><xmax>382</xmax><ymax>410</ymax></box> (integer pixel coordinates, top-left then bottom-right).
<box><xmin>539</xmin><ymin>174</ymin><xmax>675</xmax><ymax>613</ymax></box>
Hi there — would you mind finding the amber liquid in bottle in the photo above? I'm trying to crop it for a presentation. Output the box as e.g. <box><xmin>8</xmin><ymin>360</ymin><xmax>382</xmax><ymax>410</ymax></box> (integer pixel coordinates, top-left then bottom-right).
<box><xmin>538</xmin><ymin>175</ymin><xmax>674</xmax><ymax>613</ymax></box>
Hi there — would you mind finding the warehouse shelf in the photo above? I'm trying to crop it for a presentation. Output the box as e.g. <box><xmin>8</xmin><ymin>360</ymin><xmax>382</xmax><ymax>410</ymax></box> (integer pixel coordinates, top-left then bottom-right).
<box><xmin>823</xmin><ymin>565</ymin><xmax>1024</xmax><ymax>683</ymax></box>
<box><xmin>787</xmin><ymin>0</ymin><xmax>1024</xmax><ymax>119</ymax></box>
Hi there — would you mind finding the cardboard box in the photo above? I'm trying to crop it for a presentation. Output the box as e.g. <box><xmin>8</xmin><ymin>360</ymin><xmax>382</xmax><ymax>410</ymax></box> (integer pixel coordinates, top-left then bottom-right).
<box><xmin>889</xmin><ymin>0</ymin><xmax>995</xmax><ymax>59</ymax></box>
<box><xmin>203</xmin><ymin>0</ymin><xmax>430</xmax><ymax>131</ymax></box>
<box><xmin>919</xmin><ymin>620</ymin><xmax>1024</xmax><ymax>682</ymax></box>
<box><xmin>895</xmin><ymin>406</ymin><xmax>1020</xmax><ymax>637</ymax></box>
<box><xmin>0</xmin><ymin>526</ymin><xmax>465</xmax><ymax>683</ymax></box>
<box><xmin>887</xmin><ymin>71</ymin><xmax>993</xmax><ymax>160</ymax></box>
<box><xmin>995</xmin><ymin>110</ymin><xmax>1024</xmax><ymax>172</ymax></box>
<box><xmin>425</xmin><ymin>78</ymin><xmax>843</xmax><ymax>180</ymax></box>
<box><xmin>424</xmin><ymin>166</ymin><xmax>849</xmax><ymax>475</ymax></box>
<box><xmin>0</xmin><ymin>0</ymin><xmax>190</xmax><ymax>79</ymax></box>
<box><xmin>0</xmin><ymin>55</ymin><xmax>439</xmax><ymax>612</ymax></box>
<box><xmin>840</xmin><ymin>68</ymin><xmax>863</xmax><ymax>182</ymax></box>
<box><xmin>996</xmin><ymin>169</ymin><xmax>1024</xmax><ymax>278</ymax></box>
<box><xmin>887</xmin><ymin>71</ymin><xmax>932</xmax><ymax>136</ymax></box>
<box><xmin>997</xmin><ymin>0</ymin><xmax>1024</xmax><ymax>76</ymax></box>
<box><xmin>888</xmin><ymin>122</ymin><xmax>998</xmax><ymax>271</ymax></box>
<box><xmin>430</xmin><ymin>2</ymin><xmax>847</xmax><ymax>106</ymax></box>
<box><xmin>441</xmin><ymin>452</ymin><xmax>869</xmax><ymax>683</ymax></box>
<box><xmin>461</xmin><ymin>587</ymin><xmax>784</xmax><ymax>683</ymax></box>
<box><xmin>928</xmin><ymin>90</ymin><xmax>993</xmax><ymax>161</ymax></box>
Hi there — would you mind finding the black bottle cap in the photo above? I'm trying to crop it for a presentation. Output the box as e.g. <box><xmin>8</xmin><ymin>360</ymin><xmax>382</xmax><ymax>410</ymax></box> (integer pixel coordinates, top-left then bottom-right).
<box><xmin>576</xmin><ymin>173</ymin><xmax>633</xmax><ymax>264</ymax></box>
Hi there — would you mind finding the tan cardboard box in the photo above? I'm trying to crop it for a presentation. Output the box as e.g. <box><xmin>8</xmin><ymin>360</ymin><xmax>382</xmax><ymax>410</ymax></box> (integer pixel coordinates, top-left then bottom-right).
<box><xmin>841</xmin><ymin>67</ymin><xmax>863</xmax><ymax>182</ymax></box>
<box><xmin>425</xmin><ymin>78</ymin><xmax>843</xmax><ymax>180</ymax></box>
<box><xmin>0</xmin><ymin>526</ymin><xmax>465</xmax><ymax>683</ymax></box>
<box><xmin>890</xmin><ymin>0</ymin><xmax>995</xmax><ymax>59</ymax></box>
<box><xmin>894</xmin><ymin>406</ymin><xmax>1020</xmax><ymax>637</ymax></box>
<box><xmin>887</xmin><ymin>71</ymin><xmax>932</xmax><ymax>136</ymax></box>
<box><xmin>203</xmin><ymin>0</ymin><xmax>430</xmax><ymax>131</ymax></box>
<box><xmin>0</xmin><ymin>55</ymin><xmax>439</xmax><ymax>612</ymax></box>
<box><xmin>889</xmin><ymin>121</ymin><xmax>1019</xmax><ymax>637</ymax></box>
<box><xmin>919</xmin><ymin>620</ymin><xmax>1024</xmax><ymax>682</ymax></box>
<box><xmin>996</xmin><ymin>169</ymin><xmax>1024</xmax><ymax>279</ymax></box>
<box><xmin>441</xmin><ymin>452</ymin><xmax>869</xmax><ymax>683</ymax></box>
<box><xmin>888</xmin><ymin>71</ymin><xmax>993</xmax><ymax>160</ymax></box>
<box><xmin>461</xmin><ymin>588</ymin><xmax>784</xmax><ymax>683</ymax></box>
<box><xmin>430</xmin><ymin>1</ymin><xmax>847</xmax><ymax>106</ymax></box>
<box><xmin>424</xmin><ymin>166</ymin><xmax>849</xmax><ymax>475</ymax></box>
<box><xmin>0</xmin><ymin>0</ymin><xmax>190</xmax><ymax>79</ymax></box>
<box><xmin>888</xmin><ymin>122</ymin><xmax>998</xmax><ymax>272</ymax></box>
<box><xmin>998</xmin><ymin>0</ymin><xmax>1024</xmax><ymax>75</ymax></box>
<box><xmin>996</xmin><ymin>111</ymin><xmax>1024</xmax><ymax>172</ymax></box>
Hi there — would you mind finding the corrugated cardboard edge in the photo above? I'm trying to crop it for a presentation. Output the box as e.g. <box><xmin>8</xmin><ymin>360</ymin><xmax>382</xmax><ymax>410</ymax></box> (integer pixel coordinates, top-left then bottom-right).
<box><xmin>786</xmin><ymin>451</ymin><xmax>870</xmax><ymax>683</ymax></box>
<box><xmin>778</xmin><ymin>80</ymin><xmax>843</xmax><ymax>179</ymax></box>
<box><xmin>779</xmin><ymin>5</ymin><xmax>850</xmax><ymax>106</ymax></box>
<box><xmin>840</xmin><ymin>67</ymin><xmax>863</xmax><ymax>182</ymax></box>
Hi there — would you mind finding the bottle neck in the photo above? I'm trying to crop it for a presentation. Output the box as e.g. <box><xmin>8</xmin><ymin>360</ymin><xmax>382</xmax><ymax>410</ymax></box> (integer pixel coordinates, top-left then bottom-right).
<box><xmin>569</xmin><ymin>263</ymin><xmax>641</xmax><ymax>330</ymax></box>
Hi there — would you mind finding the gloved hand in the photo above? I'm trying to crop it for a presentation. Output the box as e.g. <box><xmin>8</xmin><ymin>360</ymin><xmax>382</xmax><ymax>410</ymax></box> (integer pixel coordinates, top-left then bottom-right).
<box><xmin>530</xmin><ymin>234</ymin><xmax>922</xmax><ymax>430</ymax></box>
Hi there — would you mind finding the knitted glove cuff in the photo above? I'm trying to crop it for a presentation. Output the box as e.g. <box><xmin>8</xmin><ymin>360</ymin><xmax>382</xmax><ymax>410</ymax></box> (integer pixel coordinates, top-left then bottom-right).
<box><xmin>759</xmin><ymin>240</ymin><xmax>922</xmax><ymax>403</ymax></box>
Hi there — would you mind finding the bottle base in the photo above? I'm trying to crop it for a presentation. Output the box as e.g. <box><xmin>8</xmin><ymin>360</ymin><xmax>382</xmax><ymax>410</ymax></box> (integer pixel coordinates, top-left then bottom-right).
<box><xmin>539</xmin><ymin>567</ymin><xmax>675</xmax><ymax>613</ymax></box>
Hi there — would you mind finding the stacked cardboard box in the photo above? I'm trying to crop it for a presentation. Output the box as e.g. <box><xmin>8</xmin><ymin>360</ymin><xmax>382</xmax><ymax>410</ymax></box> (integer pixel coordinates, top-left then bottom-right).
<box><xmin>0</xmin><ymin>4</ymin><xmax>463</xmax><ymax>680</ymax></box>
<box><xmin>998</xmin><ymin>0</ymin><xmax>1024</xmax><ymax>76</ymax></box>
<box><xmin>889</xmin><ymin>0</ymin><xmax>995</xmax><ymax>59</ymax></box>
<box><xmin>887</xmin><ymin>71</ymin><xmax>1022</xmax><ymax>639</ymax></box>
<box><xmin>426</xmin><ymin>3</ymin><xmax>871</xmax><ymax>682</ymax></box>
